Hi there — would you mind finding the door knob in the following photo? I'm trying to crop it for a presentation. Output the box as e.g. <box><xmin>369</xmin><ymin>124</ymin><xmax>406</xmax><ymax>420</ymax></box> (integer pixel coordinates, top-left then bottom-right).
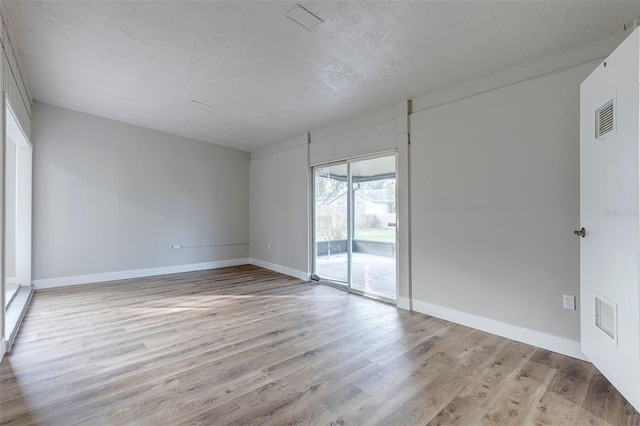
<box><xmin>574</xmin><ymin>227</ymin><xmax>586</xmax><ymax>237</ymax></box>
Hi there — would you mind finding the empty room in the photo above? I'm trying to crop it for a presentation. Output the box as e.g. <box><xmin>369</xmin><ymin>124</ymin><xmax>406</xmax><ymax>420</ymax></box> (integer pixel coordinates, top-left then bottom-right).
<box><xmin>2</xmin><ymin>1</ymin><xmax>640</xmax><ymax>424</ymax></box>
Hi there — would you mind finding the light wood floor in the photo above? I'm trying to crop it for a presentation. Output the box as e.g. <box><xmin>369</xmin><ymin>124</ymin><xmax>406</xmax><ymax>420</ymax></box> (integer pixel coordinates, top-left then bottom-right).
<box><xmin>1</xmin><ymin>265</ymin><xmax>638</xmax><ymax>425</ymax></box>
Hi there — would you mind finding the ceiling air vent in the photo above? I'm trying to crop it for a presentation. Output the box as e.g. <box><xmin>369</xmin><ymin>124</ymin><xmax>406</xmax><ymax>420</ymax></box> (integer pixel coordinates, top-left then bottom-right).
<box><xmin>595</xmin><ymin>294</ymin><xmax>616</xmax><ymax>340</ymax></box>
<box><xmin>595</xmin><ymin>98</ymin><xmax>615</xmax><ymax>140</ymax></box>
<box><xmin>285</xmin><ymin>4</ymin><xmax>323</xmax><ymax>31</ymax></box>
<box><xmin>189</xmin><ymin>99</ymin><xmax>211</xmax><ymax>110</ymax></box>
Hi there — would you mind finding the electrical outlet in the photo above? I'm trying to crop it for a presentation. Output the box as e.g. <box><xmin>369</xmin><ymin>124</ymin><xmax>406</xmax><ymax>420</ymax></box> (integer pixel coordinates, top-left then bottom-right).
<box><xmin>172</xmin><ymin>244</ymin><xmax>181</xmax><ymax>250</ymax></box>
<box><xmin>267</xmin><ymin>244</ymin><xmax>271</xmax><ymax>251</ymax></box>
<box><xmin>563</xmin><ymin>295</ymin><xmax>576</xmax><ymax>310</ymax></box>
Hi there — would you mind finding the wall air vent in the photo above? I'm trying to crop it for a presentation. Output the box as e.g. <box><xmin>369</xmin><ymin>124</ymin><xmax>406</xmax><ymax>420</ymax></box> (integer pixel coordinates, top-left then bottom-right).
<box><xmin>595</xmin><ymin>98</ymin><xmax>615</xmax><ymax>140</ymax></box>
<box><xmin>595</xmin><ymin>294</ymin><xmax>617</xmax><ymax>341</ymax></box>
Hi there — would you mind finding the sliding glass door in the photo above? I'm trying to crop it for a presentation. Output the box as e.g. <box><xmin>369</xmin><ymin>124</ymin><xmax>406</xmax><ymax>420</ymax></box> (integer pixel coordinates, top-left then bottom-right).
<box><xmin>3</xmin><ymin>99</ymin><xmax>33</xmax><ymax>348</ymax></box>
<box><xmin>4</xmin><ymin>129</ymin><xmax>17</xmax><ymax>308</ymax></box>
<box><xmin>313</xmin><ymin>163</ymin><xmax>349</xmax><ymax>286</ymax></box>
<box><xmin>313</xmin><ymin>153</ymin><xmax>397</xmax><ymax>301</ymax></box>
<box><xmin>350</xmin><ymin>156</ymin><xmax>397</xmax><ymax>299</ymax></box>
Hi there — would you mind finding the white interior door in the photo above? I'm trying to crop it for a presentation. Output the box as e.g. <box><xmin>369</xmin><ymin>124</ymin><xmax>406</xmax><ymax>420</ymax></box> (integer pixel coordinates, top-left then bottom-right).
<box><xmin>580</xmin><ymin>28</ymin><xmax>640</xmax><ymax>411</ymax></box>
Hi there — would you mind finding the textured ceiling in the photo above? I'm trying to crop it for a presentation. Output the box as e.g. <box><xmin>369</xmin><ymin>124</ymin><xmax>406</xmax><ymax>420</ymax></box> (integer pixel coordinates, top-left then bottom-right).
<box><xmin>4</xmin><ymin>1</ymin><xmax>640</xmax><ymax>152</ymax></box>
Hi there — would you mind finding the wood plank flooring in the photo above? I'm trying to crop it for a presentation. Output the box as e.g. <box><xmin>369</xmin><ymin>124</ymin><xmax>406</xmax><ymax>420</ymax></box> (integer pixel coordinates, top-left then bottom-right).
<box><xmin>1</xmin><ymin>265</ymin><xmax>638</xmax><ymax>425</ymax></box>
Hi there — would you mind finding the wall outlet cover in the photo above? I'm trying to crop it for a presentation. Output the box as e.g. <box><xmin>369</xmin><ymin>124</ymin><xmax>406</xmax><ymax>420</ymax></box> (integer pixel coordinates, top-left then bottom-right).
<box><xmin>563</xmin><ymin>294</ymin><xmax>576</xmax><ymax>310</ymax></box>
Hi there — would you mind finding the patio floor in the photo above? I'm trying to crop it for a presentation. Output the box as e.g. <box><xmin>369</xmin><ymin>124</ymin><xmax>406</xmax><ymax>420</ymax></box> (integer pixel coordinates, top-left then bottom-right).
<box><xmin>315</xmin><ymin>252</ymin><xmax>396</xmax><ymax>300</ymax></box>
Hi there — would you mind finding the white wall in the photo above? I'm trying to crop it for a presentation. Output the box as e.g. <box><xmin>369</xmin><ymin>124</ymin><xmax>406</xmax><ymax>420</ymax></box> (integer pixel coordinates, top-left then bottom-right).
<box><xmin>249</xmin><ymin>136</ymin><xmax>309</xmax><ymax>280</ymax></box>
<box><xmin>32</xmin><ymin>102</ymin><xmax>250</xmax><ymax>285</ymax></box>
<box><xmin>309</xmin><ymin>106</ymin><xmax>397</xmax><ymax>166</ymax></box>
<box><xmin>410</xmin><ymin>61</ymin><xmax>595</xmax><ymax>352</ymax></box>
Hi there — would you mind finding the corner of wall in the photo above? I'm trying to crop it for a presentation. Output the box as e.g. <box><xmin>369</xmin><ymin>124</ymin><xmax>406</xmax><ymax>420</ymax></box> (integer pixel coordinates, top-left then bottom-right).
<box><xmin>251</xmin><ymin>133</ymin><xmax>308</xmax><ymax>160</ymax></box>
<box><xmin>396</xmin><ymin>296</ymin><xmax>411</xmax><ymax>311</ymax></box>
<box><xmin>411</xmin><ymin>30</ymin><xmax>628</xmax><ymax>115</ymax></box>
<box><xmin>250</xmin><ymin>258</ymin><xmax>309</xmax><ymax>282</ymax></box>
<box><xmin>411</xmin><ymin>298</ymin><xmax>586</xmax><ymax>361</ymax></box>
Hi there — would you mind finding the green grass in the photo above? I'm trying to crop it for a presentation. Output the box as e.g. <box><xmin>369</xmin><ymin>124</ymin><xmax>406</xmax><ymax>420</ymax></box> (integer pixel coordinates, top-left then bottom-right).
<box><xmin>354</xmin><ymin>228</ymin><xmax>396</xmax><ymax>243</ymax></box>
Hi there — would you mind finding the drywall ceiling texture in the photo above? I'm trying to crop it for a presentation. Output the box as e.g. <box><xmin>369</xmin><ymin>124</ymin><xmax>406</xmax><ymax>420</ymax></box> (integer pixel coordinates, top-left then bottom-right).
<box><xmin>4</xmin><ymin>1</ymin><xmax>640</xmax><ymax>151</ymax></box>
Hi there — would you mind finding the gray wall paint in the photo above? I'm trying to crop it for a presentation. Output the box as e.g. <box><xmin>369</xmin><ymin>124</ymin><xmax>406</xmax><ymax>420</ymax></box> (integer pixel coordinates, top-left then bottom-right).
<box><xmin>32</xmin><ymin>102</ymin><xmax>249</xmax><ymax>280</ymax></box>
<box><xmin>245</xmin><ymin>51</ymin><xmax>597</xmax><ymax>344</ymax></box>
<box><xmin>249</xmin><ymin>143</ymin><xmax>309</xmax><ymax>274</ymax></box>
<box><xmin>410</xmin><ymin>62</ymin><xmax>593</xmax><ymax>341</ymax></box>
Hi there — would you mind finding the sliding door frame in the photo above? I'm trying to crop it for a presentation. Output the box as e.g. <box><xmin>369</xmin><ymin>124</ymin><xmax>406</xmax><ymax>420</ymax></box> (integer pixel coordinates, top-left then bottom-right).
<box><xmin>3</xmin><ymin>96</ymin><xmax>33</xmax><ymax>352</ymax></box>
<box><xmin>311</xmin><ymin>150</ymin><xmax>398</xmax><ymax>303</ymax></box>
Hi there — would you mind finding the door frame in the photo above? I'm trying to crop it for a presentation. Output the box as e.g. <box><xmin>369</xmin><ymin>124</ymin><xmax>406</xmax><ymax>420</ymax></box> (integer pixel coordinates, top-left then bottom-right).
<box><xmin>2</xmin><ymin>95</ymin><xmax>33</xmax><ymax>354</ymax></box>
<box><xmin>311</xmin><ymin>150</ymin><xmax>398</xmax><ymax>303</ymax></box>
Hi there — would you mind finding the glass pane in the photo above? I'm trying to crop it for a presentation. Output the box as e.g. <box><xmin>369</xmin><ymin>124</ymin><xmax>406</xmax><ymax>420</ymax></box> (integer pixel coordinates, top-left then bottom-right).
<box><xmin>350</xmin><ymin>155</ymin><xmax>396</xmax><ymax>299</ymax></box>
<box><xmin>5</xmin><ymin>137</ymin><xmax>16</xmax><ymax>308</ymax></box>
<box><xmin>314</xmin><ymin>164</ymin><xmax>348</xmax><ymax>285</ymax></box>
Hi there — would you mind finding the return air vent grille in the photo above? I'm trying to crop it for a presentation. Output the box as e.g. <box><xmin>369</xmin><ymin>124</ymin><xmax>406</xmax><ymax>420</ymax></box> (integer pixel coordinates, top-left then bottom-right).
<box><xmin>595</xmin><ymin>99</ymin><xmax>615</xmax><ymax>139</ymax></box>
<box><xmin>595</xmin><ymin>295</ymin><xmax>616</xmax><ymax>340</ymax></box>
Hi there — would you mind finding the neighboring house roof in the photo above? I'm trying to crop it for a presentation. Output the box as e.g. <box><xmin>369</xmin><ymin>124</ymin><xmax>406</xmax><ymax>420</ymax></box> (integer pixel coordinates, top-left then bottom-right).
<box><xmin>359</xmin><ymin>189</ymin><xmax>389</xmax><ymax>202</ymax></box>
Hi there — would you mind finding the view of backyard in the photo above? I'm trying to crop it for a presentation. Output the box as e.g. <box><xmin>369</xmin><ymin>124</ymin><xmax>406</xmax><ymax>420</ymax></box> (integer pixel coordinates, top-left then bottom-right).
<box><xmin>315</xmin><ymin>175</ymin><xmax>396</xmax><ymax>244</ymax></box>
<box><xmin>314</xmin><ymin>158</ymin><xmax>397</xmax><ymax>300</ymax></box>
<box><xmin>354</xmin><ymin>228</ymin><xmax>395</xmax><ymax>243</ymax></box>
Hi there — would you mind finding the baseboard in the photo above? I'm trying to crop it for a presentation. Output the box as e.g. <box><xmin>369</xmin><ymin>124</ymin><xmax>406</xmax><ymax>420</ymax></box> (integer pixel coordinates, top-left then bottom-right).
<box><xmin>396</xmin><ymin>296</ymin><xmax>411</xmax><ymax>311</ymax></box>
<box><xmin>249</xmin><ymin>258</ymin><xmax>309</xmax><ymax>281</ymax></box>
<box><xmin>0</xmin><ymin>338</ymin><xmax>5</xmax><ymax>361</ymax></box>
<box><xmin>32</xmin><ymin>258</ymin><xmax>251</xmax><ymax>289</ymax></box>
<box><xmin>412</xmin><ymin>299</ymin><xmax>587</xmax><ymax>361</ymax></box>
